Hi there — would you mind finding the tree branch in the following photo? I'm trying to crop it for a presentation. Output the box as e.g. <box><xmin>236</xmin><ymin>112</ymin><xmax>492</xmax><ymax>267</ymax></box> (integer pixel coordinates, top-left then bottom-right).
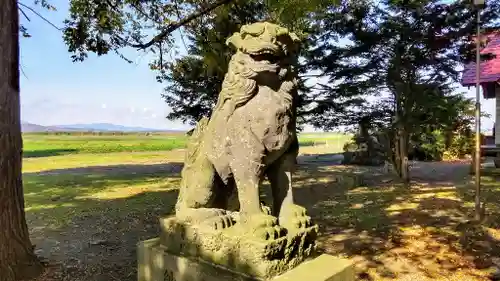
<box><xmin>173</xmin><ymin>0</ymin><xmax>190</xmax><ymax>53</ymax></box>
<box><xmin>18</xmin><ymin>2</ymin><xmax>61</xmax><ymax>30</ymax></box>
<box><xmin>129</xmin><ymin>0</ymin><xmax>234</xmax><ymax>49</ymax></box>
<box><xmin>128</xmin><ymin>1</ymin><xmax>161</xmax><ymax>24</ymax></box>
<box><xmin>19</xmin><ymin>8</ymin><xmax>31</xmax><ymax>21</ymax></box>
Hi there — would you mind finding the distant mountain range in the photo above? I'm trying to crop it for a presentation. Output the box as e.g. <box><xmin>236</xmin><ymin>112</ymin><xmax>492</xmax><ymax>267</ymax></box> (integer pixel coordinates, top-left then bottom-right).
<box><xmin>21</xmin><ymin>122</ymin><xmax>184</xmax><ymax>133</ymax></box>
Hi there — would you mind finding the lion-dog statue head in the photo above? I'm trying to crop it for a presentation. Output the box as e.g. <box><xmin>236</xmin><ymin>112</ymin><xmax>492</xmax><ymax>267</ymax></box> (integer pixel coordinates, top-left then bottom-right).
<box><xmin>213</xmin><ymin>22</ymin><xmax>301</xmax><ymax>115</ymax></box>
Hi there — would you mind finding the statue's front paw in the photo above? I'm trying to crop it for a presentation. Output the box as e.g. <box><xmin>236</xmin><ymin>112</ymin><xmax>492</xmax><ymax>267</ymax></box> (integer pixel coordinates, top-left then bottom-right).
<box><xmin>279</xmin><ymin>204</ymin><xmax>313</xmax><ymax>231</ymax></box>
<box><xmin>203</xmin><ymin>214</ymin><xmax>236</xmax><ymax>230</ymax></box>
<box><xmin>241</xmin><ymin>213</ymin><xmax>287</xmax><ymax>241</ymax></box>
<box><xmin>177</xmin><ymin>208</ymin><xmax>236</xmax><ymax>230</ymax></box>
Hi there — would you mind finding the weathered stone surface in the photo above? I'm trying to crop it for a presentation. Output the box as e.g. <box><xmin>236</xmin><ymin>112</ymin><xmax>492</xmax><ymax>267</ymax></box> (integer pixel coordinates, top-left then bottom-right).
<box><xmin>273</xmin><ymin>254</ymin><xmax>355</xmax><ymax>281</ymax></box>
<box><xmin>158</xmin><ymin>216</ymin><xmax>318</xmax><ymax>279</ymax></box>
<box><xmin>137</xmin><ymin>238</ymin><xmax>355</xmax><ymax>281</ymax></box>
<box><xmin>137</xmin><ymin>238</ymin><xmax>258</xmax><ymax>281</ymax></box>
<box><xmin>138</xmin><ymin>21</ymin><xmax>354</xmax><ymax>281</ymax></box>
<box><xmin>342</xmin><ymin>118</ymin><xmax>386</xmax><ymax>166</ymax></box>
<box><xmin>173</xmin><ymin>22</ymin><xmax>312</xmax><ymax>241</ymax></box>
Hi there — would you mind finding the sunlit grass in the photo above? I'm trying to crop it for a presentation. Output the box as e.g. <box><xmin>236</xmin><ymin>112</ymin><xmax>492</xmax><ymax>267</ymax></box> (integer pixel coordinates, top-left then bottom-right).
<box><xmin>23</xmin><ymin>132</ymin><xmax>352</xmax><ymax>159</ymax></box>
<box><xmin>23</xmin><ymin>171</ymin><xmax>181</xmax><ymax>227</ymax></box>
<box><xmin>298</xmin><ymin>132</ymin><xmax>352</xmax><ymax>152</ymax></box>
<box><xmin>19</xmin><ymin>130</ymin><xmax>500</xmax><ymax>281</ymax></box>
<box><xmin>23</xmin><ymin>133</ymin><xmax>187</xmax><ymax>157</ymax></box>
<box><xmin>23</xmin><ymin>150</ymin><xmax>185</xmax><ymax>173</ymax></box>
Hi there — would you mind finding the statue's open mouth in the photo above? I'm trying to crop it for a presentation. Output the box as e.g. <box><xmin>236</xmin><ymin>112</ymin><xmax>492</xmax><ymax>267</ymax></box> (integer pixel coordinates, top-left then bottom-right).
<box><xmin>249</xmin><ymin>49</ymin><xmax>280</xmax><ymax>64</ymax></box>
<box><xmin>247</xmin><ymin>49</ymin><xmax>281</xmax><ymax>73</ymax></box>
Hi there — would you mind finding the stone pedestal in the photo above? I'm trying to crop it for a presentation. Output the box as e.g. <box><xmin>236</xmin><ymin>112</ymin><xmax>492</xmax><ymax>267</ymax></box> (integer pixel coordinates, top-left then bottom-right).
<box><xmin>157</xmin><ymin>216</ymin><xmax>318</xmax><ymax>279</ymax></box>
<box><xmin>137</xmin><ymin>238</ymin><xmax>355</xmax><ymax>281</ymax></box>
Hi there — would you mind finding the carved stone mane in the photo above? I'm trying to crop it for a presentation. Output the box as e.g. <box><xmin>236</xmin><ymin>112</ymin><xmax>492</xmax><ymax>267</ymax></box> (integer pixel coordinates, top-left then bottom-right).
<box><xmin>212</xmin><ymin>52</ymin><xmax>259</xmax><ymax>115</ymax></box>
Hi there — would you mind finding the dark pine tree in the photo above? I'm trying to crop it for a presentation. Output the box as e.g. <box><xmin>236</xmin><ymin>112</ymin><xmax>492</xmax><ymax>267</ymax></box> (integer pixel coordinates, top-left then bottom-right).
<box><xmin>305</xmin><ymin>0</ymin><xmax>500</xmax><ymax>183</ymax></box>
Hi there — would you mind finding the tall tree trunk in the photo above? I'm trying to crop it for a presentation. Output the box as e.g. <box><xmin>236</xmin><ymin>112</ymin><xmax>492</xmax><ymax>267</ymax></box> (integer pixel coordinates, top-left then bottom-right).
<box><xmin>0</xmin><ymin>1</ymin><xmax>44</xmax><ymax>280</ymax></box>
<box><xmin>392</xmin><ymin>126</ymin><xmax>410</xmax><ymax>184</ymax></box>
<box><xmin>393</xmin><ymin>132</ymin><xmax>402</xmax><ymax>177</ymax></box>
<box><xmin>398</xmin><ymin>127</ymin><xmax>410</xmax><ymax>184</ymax></box>
<box><xmin>393</xmin><ymin>118</ymin><xmax>410</xmax><ymax>184</ymax></box>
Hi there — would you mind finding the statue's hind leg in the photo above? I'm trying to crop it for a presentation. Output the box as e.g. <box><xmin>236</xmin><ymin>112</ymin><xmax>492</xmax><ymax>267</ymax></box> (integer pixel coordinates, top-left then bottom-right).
<box><xmin>175</xmin><ymin>156</ymin><xmax>235</xmax><ymax>230</ymax></box>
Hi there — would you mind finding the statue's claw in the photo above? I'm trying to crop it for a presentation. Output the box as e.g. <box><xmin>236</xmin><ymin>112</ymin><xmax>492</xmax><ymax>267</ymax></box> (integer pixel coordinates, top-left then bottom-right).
<box><xmin>239</xmin><ymin>213</ymin><xmax>287</xmax><ymax>241</ymax></box>
<box><xmin>253</xmin><ymin>225</ymin><xmax>287</xmax><ymax>240</ymax></box>
<box><xmin>260</xmin><ymin>202</ymin><xmax>272</xmax><ymax>215</ymax></box>
<box><xmin>279</xmin><ymin>204</ymin><xmax>313</xmax><ymax>231</ymax></box>
<box><xmin>204</xmin><ymin>214</ymin><xmax>236</xmax><ymax>230</ymax></box>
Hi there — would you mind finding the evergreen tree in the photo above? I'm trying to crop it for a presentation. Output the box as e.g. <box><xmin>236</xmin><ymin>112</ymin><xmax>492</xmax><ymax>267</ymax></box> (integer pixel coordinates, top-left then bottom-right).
<box><xmin>159</xmin><ymin>0</ymin><xmax>337</xmax><ymax>126</ymax></box>
<box><xmin>306</xmin><ymin>0</ymin><xmax>500</xmax><ymax>183</ymax></box>
<box><xmin>159</xmin><ymin>0</ymin><xmax>268</xmax><ymax>125</ymax></box>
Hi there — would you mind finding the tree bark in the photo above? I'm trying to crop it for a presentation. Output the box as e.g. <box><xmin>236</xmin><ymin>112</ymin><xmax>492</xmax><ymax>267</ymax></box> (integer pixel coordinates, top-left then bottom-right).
<box><xmin>393</xmin><ymin>132</ymin><xmax>402</xmax><ymax>177</ymax></box>
<box><xmin>398</xmin><ymin>127</ymin><xmax>410</xmax><ymax>184</ymax></box>
<box><xmin>0</xmin><ymin>1</ymin><xmax>44</xmax><ymax>280</ymax></box>
<box><xmin>392</xmin><ymin>117</ymin><xmax>410</xmax><ymax>184</ymax></box>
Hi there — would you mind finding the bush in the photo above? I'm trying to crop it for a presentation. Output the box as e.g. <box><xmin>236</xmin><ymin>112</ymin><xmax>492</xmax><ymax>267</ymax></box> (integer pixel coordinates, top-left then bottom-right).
<box><xmin>422</xmin><ymin>130</ymin><xmax>446</xmax><ymax>161</ymax></box>
<box><xmin>410</xmin><ymin>130</ymin><xmax>473</xmax><ymax>161</ymax></box>
<box><xmin>444</xmin><ymin>133</ymin><xmax>474</xmax><ymax>159</ymax></box>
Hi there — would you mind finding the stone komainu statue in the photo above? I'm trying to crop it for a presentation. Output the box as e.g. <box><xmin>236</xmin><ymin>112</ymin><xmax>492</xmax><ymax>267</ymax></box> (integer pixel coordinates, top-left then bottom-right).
<box><xmin>174</xmin><ymin>22</ymin><xmax>314</xmax><ymax>240</ymax></box>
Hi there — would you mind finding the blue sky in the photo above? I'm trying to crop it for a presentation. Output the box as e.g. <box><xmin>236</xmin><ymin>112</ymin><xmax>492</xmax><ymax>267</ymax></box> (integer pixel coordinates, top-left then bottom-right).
<box><xmin>19</xmin><ymin>0</ymin><xmax>191</xmax><ymax>131</ymax></box>
<box><xmin>19</xmin><ymin>1</ymin><xmax>496</xmax><ymax>132</ymax></box>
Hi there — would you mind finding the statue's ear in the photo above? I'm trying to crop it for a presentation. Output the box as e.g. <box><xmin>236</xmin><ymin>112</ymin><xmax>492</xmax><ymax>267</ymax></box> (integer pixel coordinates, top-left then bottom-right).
<box><xmin>226</xmin><ymin>32</ymin><xmax>242</xmax><ymax>49</ymax></box>
<box><xmin>279</xmin><ymin>32</ymin><xmax>301</xmax><ymax>55</ymax></box>
<box><xmin>289</xmin><ymin>32</ymin><xmax>300</xmax><ymax>43</ymax></box>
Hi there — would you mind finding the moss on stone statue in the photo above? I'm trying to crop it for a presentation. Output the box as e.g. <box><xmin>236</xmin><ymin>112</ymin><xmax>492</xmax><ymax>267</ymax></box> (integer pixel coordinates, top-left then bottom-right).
<box><xmin>158</xmin><ymin>216</ymin><xmax>318</xmax><ymax>279</ymax></box>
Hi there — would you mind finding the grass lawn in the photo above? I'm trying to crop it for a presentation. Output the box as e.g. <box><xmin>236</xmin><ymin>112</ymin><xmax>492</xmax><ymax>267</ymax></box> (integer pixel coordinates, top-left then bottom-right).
<box><xmin>24</xmin><ymin>163</ymin><xmax>182</xmax><ymax>228</ymax></box>
<box><xmin>22</xmin><ymin>132</ymin><xmax>351</xmax><ymax>172</ymax></box>
<box><xmin>23</xmin><ymin>150</ymin><xmax>186</xmax><ymax>173</ymax></box>
<box><xmin>23</xmin><ymin>132</ymin><xmax>352</xmax><ymax>157</ymax></box>
<box><xmin>24</xmin><ymin>133</ymin><xmax>500</xmax><ymax>281</ymax></box>
<box><xmin>22</xmin><ymin>133</ymin><xmax>188</xmax><ymax>157</ymax></box>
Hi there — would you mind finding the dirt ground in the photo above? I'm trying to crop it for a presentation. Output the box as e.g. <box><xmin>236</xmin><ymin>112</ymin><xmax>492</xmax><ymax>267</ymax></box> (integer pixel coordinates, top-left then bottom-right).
<box><xmin>29</xmin><ymin>154</ymin><xmax>500</xmax><ymax>281</ymax></box>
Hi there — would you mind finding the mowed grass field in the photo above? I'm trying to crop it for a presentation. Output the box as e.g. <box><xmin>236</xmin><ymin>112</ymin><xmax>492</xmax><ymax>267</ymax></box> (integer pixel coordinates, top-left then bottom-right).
<box><xmin>21</xmin><ymin>132</ymin><xmax>500</xmax><ymax>281</ymax></box>
<box><xmin>22</xmin><ymin>132</ymin><xmax>351</xmax><ymax>226</ymax></box>
<box><xmin>22</xmin><ymin>132</ymin><xmax>351</xmax><ymax>171</ymax></box>
<box><xmin>23</xmin><ymin>133</ymin><xmax>188</xmax><ymax>158</ymax></box>
<box><xmin>23</xmin><ymin>132</ymin><xmax>350</xmax><ymax>156</ymax></box>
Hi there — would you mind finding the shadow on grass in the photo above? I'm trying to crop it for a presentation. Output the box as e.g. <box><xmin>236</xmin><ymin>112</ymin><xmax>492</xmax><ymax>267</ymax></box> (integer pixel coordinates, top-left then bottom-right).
<box><xmin>25</xmin><ymin>156</ymin><xmax>499</xmax><ymax>280</ymax></box>
<box><xmin>23</xmin><ymin>163</ymin><xmax>183</xmax><ymax>228</ymax></box>
<box><xmin>24</xmin><ymin>162</ymin><xmax>184</xmax><ymax>177</ymax></box>
<box><xmin>456</xmin><ymin>173</ymin><xmax>500</xmax><ymax>228</ymax></box>
<box><xmin>289</xmin><ymin>161</ymin><xmax>500</xmax><ymax>280</ymax></box>
<box><xmin>24</xmin><ymin>149</ymin><xmax>78</xmax><ymax>158</ymax></box>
